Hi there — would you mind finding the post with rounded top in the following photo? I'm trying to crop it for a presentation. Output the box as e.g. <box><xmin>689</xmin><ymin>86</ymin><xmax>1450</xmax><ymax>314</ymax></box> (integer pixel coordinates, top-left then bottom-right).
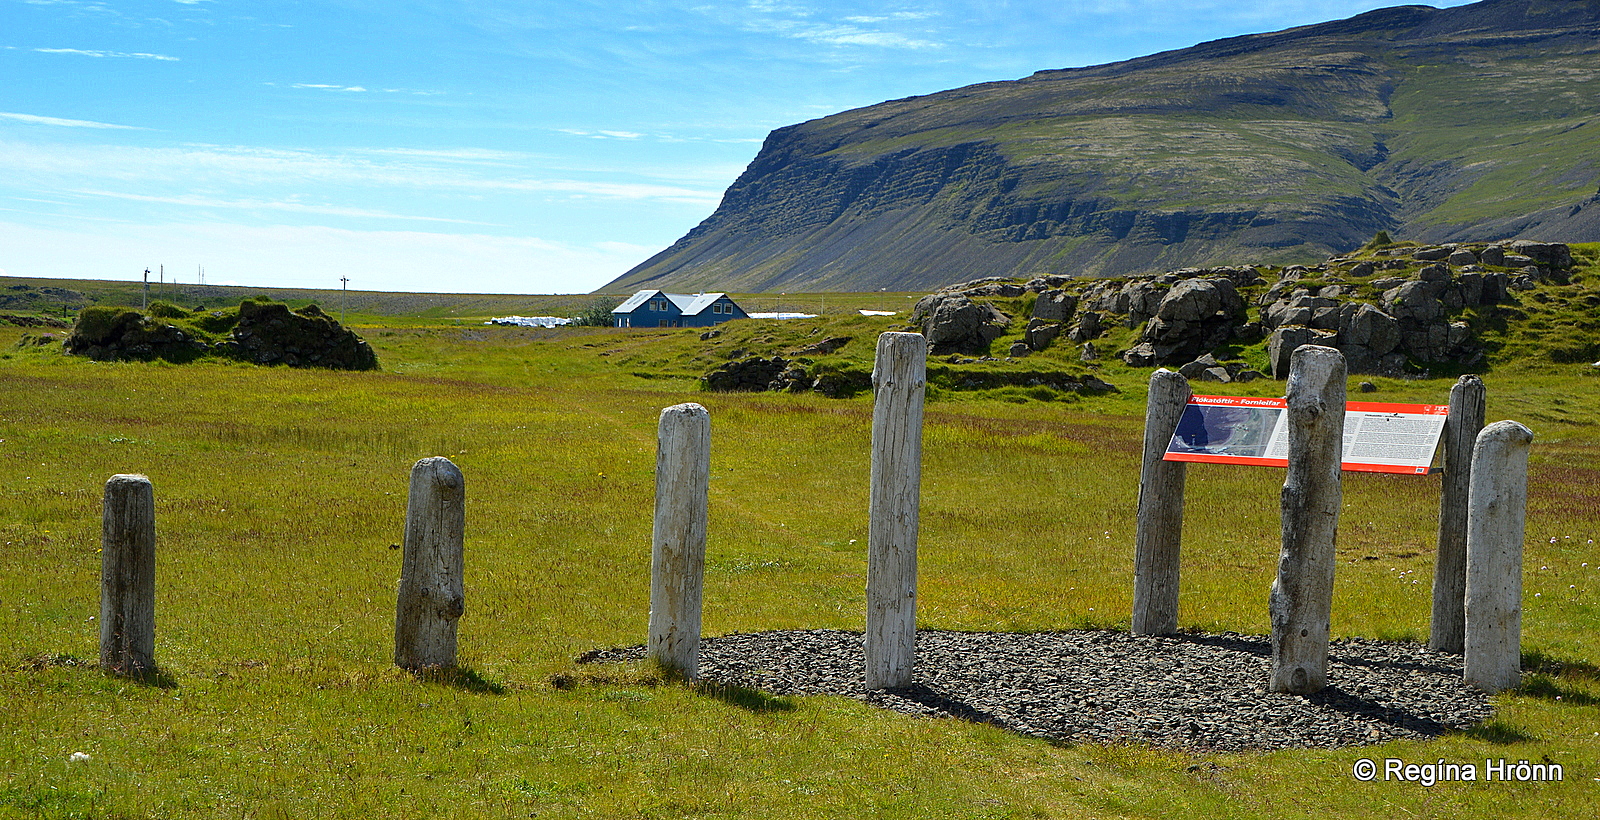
<box><xmin>1464</xmin><ymin>420</ymin><xmax>1533</xmax><ymax>693</ymax></box>
<box><xmin>649</xmin><ymin>403</ymin><xmax>711</xmax><ymax>678</ymax></box>
<box><xmin>395</xmin><ymin>457</ymin><xmax>466</xmax><ymax>671</ymax></box>
<box><xmin>1270</xmin><ymin>345</ymin><xmax>1345</xmax><ymax>694</ymax></box>
<box><xmin>101</xmin><ymin>474</ymin><xmax>156</xmax><ymax>676</ymax></box>
<box><xmin>1431</xmin><ymin>374</ymin><xmax>1486</xmax><ymax>653</ymax></box>
<box><xmin>1133</xmin><ymin>369</ymin><xmax>1191</xmax><ymax>635</ymax></box>
<box><xmin>866</xmin><ymin>332</ymin><xmax>926</xmax><ymax>690</ymax></box>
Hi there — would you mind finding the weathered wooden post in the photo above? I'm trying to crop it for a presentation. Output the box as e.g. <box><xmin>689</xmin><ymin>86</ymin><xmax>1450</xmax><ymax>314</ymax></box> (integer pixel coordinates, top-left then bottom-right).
<box><xmin>1464</xmin><ymin>420</ymin><xmax>1533</xmax><ymax>693</ymax></box>
<box><xmin>1430</xmin><ymin>374</ymin><xmax>1486</xmax><ymax>653</ymax></box>
<box><xmin>1269</xmin><ymin>345</ymin><xmax>1345</xmax><ymax>694</ymax></box>
<box><xmin>101</xmin><ymin>474</ymin><xmax>156</xmax><ymax>676</ymax></box>
<box><xmin>1133</xmin><ymin>369</ymin><xmax>1191</xmax><ymax>635</ymax></box>
<box><xmin>866</xmin><ymin>332</ymin><xmax>926</xmax><ymax>690</ymax></box>
<box><xmin>648</xmin><ymin>403</ymin><xmax>711</xmax><ymax>678</ymax></box>
<box><xmin>394</xmin><ymin>457</ymin><xmax>466</xmax><ymax>671</ymax></box>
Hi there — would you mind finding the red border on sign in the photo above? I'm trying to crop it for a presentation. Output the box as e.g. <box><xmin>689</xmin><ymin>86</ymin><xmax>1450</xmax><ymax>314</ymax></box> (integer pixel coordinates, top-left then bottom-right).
<box><xmin>1167</xmin><ymin>396</ymin><xmax>1447</xmax><ymax>474</ymax></box>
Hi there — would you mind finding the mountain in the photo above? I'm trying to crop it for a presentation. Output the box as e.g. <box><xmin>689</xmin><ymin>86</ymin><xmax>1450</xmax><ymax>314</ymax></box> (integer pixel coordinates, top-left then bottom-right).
<box><xmin>605</xmin><ymin>0</ymin><xmax>1600</xmax><ymax>294</ymax></box>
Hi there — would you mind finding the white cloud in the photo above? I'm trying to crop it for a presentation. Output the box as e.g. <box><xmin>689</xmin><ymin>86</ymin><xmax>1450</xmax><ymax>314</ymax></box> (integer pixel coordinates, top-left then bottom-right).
<box><xmin>0</xmin><ymin>111</ymin><xmax>146</xmax><ymax>130</ymax></box>
<box><xmin>0</xmin><ymin>138</ymin><xmax>720</xmax><ymax>204</ymax></box>
<box><xmin>287</xmin><ymin>82</ymin><xmax>440</xmax><ymax>95</ymax></box>
<box><xmin>72</xmin><ymin>190</ymin><xmax>495</xmax><ymax>224</ymax></box>
<box><xmin>34</xmin><ymin>47</ymin><xmax>179</xmax><ymax>61</ymax></box>
<box><xmin>0</xmin><ymin>220</ymin><xmax>650</xmax><ymax>294</ymax></box>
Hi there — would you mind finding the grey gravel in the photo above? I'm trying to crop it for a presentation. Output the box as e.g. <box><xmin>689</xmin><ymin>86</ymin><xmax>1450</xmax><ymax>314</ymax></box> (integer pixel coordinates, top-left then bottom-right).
<box><xmin>578</xmin><ymin>629</ymin><xmax>1493</xmax><ymax>751</ymax></box>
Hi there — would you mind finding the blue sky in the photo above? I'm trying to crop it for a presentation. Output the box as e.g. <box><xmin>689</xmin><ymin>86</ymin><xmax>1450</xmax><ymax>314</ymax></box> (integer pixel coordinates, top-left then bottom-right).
<box><xmin>1</xmin><ymin>1</ymin><xmax>1476</xmax><ymax>295</ymax></box>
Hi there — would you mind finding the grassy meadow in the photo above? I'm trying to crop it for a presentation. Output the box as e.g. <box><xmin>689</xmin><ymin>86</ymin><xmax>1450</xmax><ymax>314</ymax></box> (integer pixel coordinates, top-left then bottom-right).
<box><xmin>2</xmin><ymin>294</ymin><xmax>1599</xmax><ymax>817</ymax></box>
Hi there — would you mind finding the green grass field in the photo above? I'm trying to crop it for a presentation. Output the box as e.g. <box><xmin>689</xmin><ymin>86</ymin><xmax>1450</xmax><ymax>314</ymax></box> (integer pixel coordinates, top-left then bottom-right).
<box><xmin>2</xmin><ymin>295</ymin><xmax>1598</xmax><ymax>817</ymax></box>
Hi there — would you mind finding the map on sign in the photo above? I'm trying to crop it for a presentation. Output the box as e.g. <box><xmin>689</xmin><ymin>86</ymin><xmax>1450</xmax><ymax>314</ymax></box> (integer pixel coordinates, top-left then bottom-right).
<box><xmin>1163</xmin><ymin>395</ymin><xmax>1450</xmax><ymax>475</ymax></box>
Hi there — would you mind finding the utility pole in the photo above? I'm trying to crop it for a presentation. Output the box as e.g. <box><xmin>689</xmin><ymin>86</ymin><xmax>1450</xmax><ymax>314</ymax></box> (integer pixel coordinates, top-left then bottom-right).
<box><xmin>340</xmin><ymin>276</ymin><xmax>350</xmax><ymax>325</ymax></box>
<box><xmin>142</xmin><ymin>268</ymin><xmax>149</xmax><ymax>310</ymax></box>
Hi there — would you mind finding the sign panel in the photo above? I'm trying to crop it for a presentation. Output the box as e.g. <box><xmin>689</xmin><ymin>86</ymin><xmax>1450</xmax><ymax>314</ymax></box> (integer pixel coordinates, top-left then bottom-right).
<box><xmin>1163</xmin><ymin>395</ymin><xmax>1449</xmax><ymax>475</ymax></box>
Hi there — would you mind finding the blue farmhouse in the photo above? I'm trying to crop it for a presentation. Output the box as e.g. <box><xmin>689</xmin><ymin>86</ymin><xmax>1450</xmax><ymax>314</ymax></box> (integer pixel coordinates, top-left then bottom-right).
<box><xmin>612</xmin><ymin>290</ymin><xmax>748</xmax><ymax>328</ymax></box>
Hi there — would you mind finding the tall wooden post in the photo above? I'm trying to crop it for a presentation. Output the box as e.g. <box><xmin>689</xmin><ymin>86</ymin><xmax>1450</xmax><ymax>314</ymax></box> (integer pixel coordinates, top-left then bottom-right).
<box><xmin>1270</xmin><ymin>345</ymin><xmax>1345</xmax><ymax>694</ymax></box>
<box><xmin>395</xmin><ymin>457</ymin><xmax>466</xmax><ymax>671</ymax></box>
<box><xmin>1464</xmin><ymin>420</ymin><xmax>1533</xmax><ymax>693</ymax></box>
<box><xmin>101</xmin><ymin>474</ymin><xmax>156</xmax><ymax>676</ymax></box>
<box><xmin>1431</xmin><ymin>374</ymin><xmax>1486</xmax><ymax>653</ymax></box>
<box><xmin>1133</xmin><ymin>369</ymin><xmax>1191</xmax><ymax>635</ymax></box>
<box><xmin>866</xmin><ymin>332</ymin><xmax>925</xmax><ymax>690</ymax></box>
<box><xmin>648</xmin><ymin>403</ymin><xmax>711</xmax><ymax>678</ymax></box>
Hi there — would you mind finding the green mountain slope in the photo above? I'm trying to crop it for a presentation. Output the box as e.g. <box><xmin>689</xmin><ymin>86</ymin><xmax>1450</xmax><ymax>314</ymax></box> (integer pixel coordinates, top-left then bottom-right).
<box><xmin>607</xmin><ymin>0</ymin><xmax>1600</xmax><ymax>294</ymax></box>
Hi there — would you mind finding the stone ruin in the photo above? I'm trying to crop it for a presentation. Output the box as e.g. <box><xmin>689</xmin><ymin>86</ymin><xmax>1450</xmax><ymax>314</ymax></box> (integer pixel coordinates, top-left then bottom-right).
<box><xmin>64</xmin><ymin>300</ymin><xmax>379</xmax><ymax>370</ymax></box>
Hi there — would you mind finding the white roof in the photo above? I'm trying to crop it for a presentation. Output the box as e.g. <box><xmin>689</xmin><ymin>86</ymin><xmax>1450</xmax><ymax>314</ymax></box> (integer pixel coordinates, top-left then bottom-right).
<box><xmin>612</xmin><ymin>290</ymin><xmax>734</xmax><ymax>316</ymax></box>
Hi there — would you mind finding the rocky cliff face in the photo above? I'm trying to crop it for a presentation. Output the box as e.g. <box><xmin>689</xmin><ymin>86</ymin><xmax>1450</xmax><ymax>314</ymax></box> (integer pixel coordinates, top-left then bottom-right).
<box><xmin>608</xmin><ymin>0</ymin><xmax>1600</xmax><ymax>294</ymax></box>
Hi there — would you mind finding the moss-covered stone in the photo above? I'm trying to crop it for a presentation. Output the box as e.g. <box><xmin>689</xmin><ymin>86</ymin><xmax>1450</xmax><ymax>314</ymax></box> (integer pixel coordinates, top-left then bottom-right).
<box><xmin>63</xmin><ymin>299</ymin><xmax>378</xmax><ymax>369</ymax></box>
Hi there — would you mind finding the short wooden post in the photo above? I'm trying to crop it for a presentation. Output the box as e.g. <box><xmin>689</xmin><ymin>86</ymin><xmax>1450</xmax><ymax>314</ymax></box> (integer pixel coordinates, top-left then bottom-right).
<box><xmin>395</xmin><ymin>457</ymin><xmax>466</xmax><ymax>671</ymax></box>
<box><xmin>101</xmin><ymin>474</ymin><xmax>156</xmax><ymax>676</ymax></box>
<box><xmin>1464</xmin><ymin>420</ymin><xmax>1533</xmax><ymax>693</ymax></box>
<box><xmin>866</xmin><ymin>332</ymin><xmax>926</xmax><ymax>690</ymax></box>
<box><xmin>1270</xmin><ymin>345</ymin><xmax>1345</xmax><ymax>694</ymax></box>
<box><xmin>1430</xmin><ymin>374</ymin><xmax>1486</xmax><ymax>653</ymax></box>
<box><xmin>1133</xmin><ymin>369</ymin><xmax>1191</xmax><ymax>635</ymax></box>
<box><xmin>648</xmin><ymin>403</ymin><xmax>710</xmax><ymax>678</ymax></box>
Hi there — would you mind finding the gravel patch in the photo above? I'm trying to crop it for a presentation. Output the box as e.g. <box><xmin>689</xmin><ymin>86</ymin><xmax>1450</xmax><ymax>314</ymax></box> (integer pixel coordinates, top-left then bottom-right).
<box><xmin>578</xmin><ymin>629</ymin><xmax>1494</xmax><ymax>752</ymax></box>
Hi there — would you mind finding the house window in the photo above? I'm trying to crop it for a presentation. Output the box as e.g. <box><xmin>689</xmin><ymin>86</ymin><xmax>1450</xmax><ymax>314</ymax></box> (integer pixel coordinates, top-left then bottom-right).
<box><xmin>651</xmin><ymin>298</ymin><xmax>669</xmax><ymax>312</ymax></box>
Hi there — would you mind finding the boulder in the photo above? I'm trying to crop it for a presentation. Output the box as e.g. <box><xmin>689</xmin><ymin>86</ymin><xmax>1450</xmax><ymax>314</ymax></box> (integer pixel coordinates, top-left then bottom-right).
<box><xmin>1507</xmin><ymin>241</ymin><xmax>1572</xmax><ymax>270</ymax></box>
<box><xmin>1032</xmin><ymin>289</ymin><xmax>1079</xmax><ymax>324</ymax></box>
<box><xmin>1125</xmin><ymin>278</ymin><xmax>1247</xmax><ymax>365</ymax></box>
<box><xmin>703</xmin><ymin>356</ymin><xmax>790</xmax><ymax>391</ymax></box>
<box><xmin>1068</xmin><ymin>311</ymin><xmax>1104</xmax><ymax>342</ymax></box>
<box><xmin>1025</xmin><ymin>319</ymin><xmax>1062</xmax><ymax>351</ymax></box>
<box><xmin>1267</xmin><ymin>326</ymin><xmax>1337</xmax><ymax>378</ymax></box>
<box><xmin>915</xmin><ymin>293</ymin><xmax>1011</xmax><ymax>354</ymax></box>
<box><xmin>1447</xmin><ymin>248</ymin><xmax>1478</xmax><ymax>267</ymax></box>
<box><xmin>1337</xmin><ymin>304</ymin><xmax>1401</xmax><ymax>356</ymax></box>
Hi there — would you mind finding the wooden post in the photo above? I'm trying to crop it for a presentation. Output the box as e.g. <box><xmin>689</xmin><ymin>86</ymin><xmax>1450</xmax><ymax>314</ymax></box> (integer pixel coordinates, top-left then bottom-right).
<box><xmin>866</xmin><ymin>332</ymin><xmax>926</xmax><ymax>690</ymax></box>
<box><xmin>1464</xmin><ymin>420</ymin><xmax>1533</xmax><ymax>693</ymax></box>
<box><xmin>648</xmin><ymin>403</ymin><xmax>711</xmax><ymax>678</ymax></box>
<box><xmin>395</xmin><ymin>457</ymin><xmax>466</xmax><ymax>671</ymax></box>
<box><xmin>1270</xmin><ymin>345</ymin><xmax>1345</xmax><ymax>694</ymax></box>
<box><xmin>101</xmin><ymin>474</ymin><xmax>156</xmax><ymax>676</ymax></box>
<box><xmin>1430</xmin><ymin>374</ymin><xmax>1486</xmax><ymax>653</ymax></box>
<box><xmin>1133</xmin><ymin>369</ymin><xmax>1191</xmax><ymax>635</ymax></box>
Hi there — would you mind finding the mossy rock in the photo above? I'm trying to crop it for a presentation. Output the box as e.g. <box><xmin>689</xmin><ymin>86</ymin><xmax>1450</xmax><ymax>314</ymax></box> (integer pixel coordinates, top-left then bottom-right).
<box><xmin>70</xmin><ymin>306</ymin><xmax>146</xmax><ymax>347</ymax></box>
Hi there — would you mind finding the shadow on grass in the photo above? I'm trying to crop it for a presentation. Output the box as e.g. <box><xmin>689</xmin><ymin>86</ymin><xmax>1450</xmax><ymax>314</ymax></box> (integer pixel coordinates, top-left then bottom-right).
<box><xmin>1521</xmin><ymin>650</ymin><xmax>1600</xmax><ymax>679</ymax></box>
<box><xmin>21</xmin><ymin>653</ymin><xmax>178</xmax><ymax>690</ymax></box>
<box><xmin>1462</xmin><ymin>719</ymin><xmax>1537</xmax><ymax>744</ymax></box>
<box><xmin>1516</xmin><ymin>673</ymin><xmax>1600</xmax><ymax>706</ymax></box>
<box><xmin>413</xmin><ymin>666</ymin><xmax>508</xmax><ymax>695</ymax></box>
<box><xmin>692</xmin><ymin>681</ymin><xmax>797</xmax><ymax>713</ymax></box>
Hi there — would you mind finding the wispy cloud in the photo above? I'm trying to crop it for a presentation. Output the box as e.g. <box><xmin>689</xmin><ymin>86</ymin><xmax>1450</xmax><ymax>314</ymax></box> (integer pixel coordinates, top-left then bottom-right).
<box><xmin>734</xmin><ymin>1</ymin><xmax>944</xmax><ymax>50</ymax></box>
<box><xmin>34</xmin><ymin>47</ymin><xmax>180</xmax><ymax>61</ymax></box>
<box><xmin>282</xmin><ymin>82</ymin><xmax>443</xmax><ymax>96</ymax></box>
<box><xmin>0</xmin><ymin>111</ymin><xmax>147</xmax><ymax>130</ymax></box>
<box><xmin>75</xmin><ymin>190</ymin><xmax>494</xmax><ymax>224</ymax></box>
<box><xmin>0</xmin><ymin>138</ymin><xmax>723</xmax><ymax>206</ymax></box>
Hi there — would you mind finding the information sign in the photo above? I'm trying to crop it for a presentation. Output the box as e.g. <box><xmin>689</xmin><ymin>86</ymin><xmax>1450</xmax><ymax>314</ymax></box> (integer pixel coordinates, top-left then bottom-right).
<box><xmin>1163</xmin><ymin>395</ymin><xmax>1449</xmax><ymax>474</ymax></box>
